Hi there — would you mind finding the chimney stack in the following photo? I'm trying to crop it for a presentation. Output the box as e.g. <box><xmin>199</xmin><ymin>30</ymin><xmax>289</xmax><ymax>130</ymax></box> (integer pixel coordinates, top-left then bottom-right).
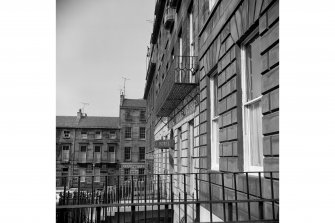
<box><xmin>120</xmin><ymin>93</ymin><xmax>125</xmax><ymax>106</ymax></box>
<box><xmin>77</xmin><ymin>109</ymin><xmax>83</xmax><ymax>121</ymax></box>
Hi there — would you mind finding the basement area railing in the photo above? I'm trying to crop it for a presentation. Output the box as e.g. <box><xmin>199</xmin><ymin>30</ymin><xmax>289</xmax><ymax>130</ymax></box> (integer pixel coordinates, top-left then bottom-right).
<box><xmin>56</xmin><ymin>171</ymin><xmax>279</xmax><ymax>223</ymax></box>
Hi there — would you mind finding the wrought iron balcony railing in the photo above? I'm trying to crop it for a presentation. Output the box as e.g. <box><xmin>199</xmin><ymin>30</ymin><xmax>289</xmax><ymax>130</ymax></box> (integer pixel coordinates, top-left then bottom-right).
<box><xmin>56</xmin><ymin>171</ymin><xmax>279</xmax><ymax>223</ymax></box>
<box><xmin>155</xmin><ymin>56</ymin><xmax>199</xmax><ymax>117</ymax></box>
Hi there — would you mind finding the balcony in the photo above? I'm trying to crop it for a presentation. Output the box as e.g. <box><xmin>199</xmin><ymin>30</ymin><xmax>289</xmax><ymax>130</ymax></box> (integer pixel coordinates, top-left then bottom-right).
<box><xmin>155</xmin><ymin>56</ymin><xmax>199</xmax><ymax>117</ymax></box>
<box><xmin>56</xmin><ymin>171</ymin><xmax>279</xmax><ymax>223</ymax></box>
<box><xmin>163</xmin><ymin>6</ymin><xmax>175</xmax><ymax>29</ymax></box>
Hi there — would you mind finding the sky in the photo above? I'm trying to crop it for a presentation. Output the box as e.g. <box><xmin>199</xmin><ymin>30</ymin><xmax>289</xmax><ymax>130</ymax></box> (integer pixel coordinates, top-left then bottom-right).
<box><xmin>56</xmin><ymin>0</ymin><xmax>155</xmax><ymax>117</ymax></box>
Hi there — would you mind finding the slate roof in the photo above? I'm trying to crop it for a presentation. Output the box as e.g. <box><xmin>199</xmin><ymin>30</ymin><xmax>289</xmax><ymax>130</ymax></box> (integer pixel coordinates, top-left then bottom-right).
<box><xmin>56</xmin><ymin>116</ymin><xmax>119</xmax><ymax>129</ymax></box>
<box><xmin>121</xmin><ymin>99</ymin><xmax>146</xmax><ymax>108</ymax></box>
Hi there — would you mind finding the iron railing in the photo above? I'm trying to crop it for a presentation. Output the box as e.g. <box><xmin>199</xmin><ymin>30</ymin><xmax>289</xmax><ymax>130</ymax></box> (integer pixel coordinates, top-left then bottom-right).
<box><xmin>155</xmin><ymin>56</ymin><xmax>199</xmax><ymax>117</ymax></box>
<box><xmin>56</xmin><ymin>171</ymin><xmax>279</xmax><ymax>223</ymax></box>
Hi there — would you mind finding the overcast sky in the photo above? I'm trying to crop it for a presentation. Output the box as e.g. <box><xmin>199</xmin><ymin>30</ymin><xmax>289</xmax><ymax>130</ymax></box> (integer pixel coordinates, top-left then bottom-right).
<box><xmin>56</xmin><ymin>0</ymin><xmax>155</xmax><ymax>117</ymax></box>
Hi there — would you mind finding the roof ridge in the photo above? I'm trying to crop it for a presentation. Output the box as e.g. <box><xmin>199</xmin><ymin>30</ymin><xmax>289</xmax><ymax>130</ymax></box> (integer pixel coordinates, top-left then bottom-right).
<box><xmin>56</xmin><ymin>116</ymin><xmax>120</xmax><ymax>128</ymax></box>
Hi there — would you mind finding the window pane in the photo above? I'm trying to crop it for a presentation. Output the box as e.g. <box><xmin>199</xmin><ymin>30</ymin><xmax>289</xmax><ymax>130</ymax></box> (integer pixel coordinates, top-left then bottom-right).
<box><xmin>94</xmin><ymin>146</ymin><xmax>100</xmax><ymax>152</ymax></box>
<box><xmin>95</xmin><ymin>131</ymin><xmax>102</xmax><ymax>139</ymax></box>
<box><xmin>211</xmin><ymin>119</ymin><xmax>219</xmax><ymax>170</ymax></box>
<box><xmin>64</xmin><ymin>131</ymin><xmax>70</xmax><ymax>138</ymax></box>
<box><xmin>80</xmin><ymin>146</ymin><xmax>86</xmax><ymax>152</ymax></box>
<box><xmin>210</xmin><ymin>75</ymin><xmax>219</xmax><ymax>117</ymax></box>
<box><xmin>125</xmin><ymin>127</ymin><xmax>132</xmax><ymax>138</ymax></box>
<box><xmin>140</xmin><ymin>127</ymin><xmax>146</xmax><ymax>139</ymax></box>
<box><xmin>139</xmin><ymin>147</ymin><xmax>145</xmax><ymax>160</ymax></box>
<box><xmin>140</xmin><ymin>111</ymin><xmax>146</xmax><ymax>121</ymax></box>
<box><xmin>246</xmin><ymin>36</ymin><xmax>262</xmax><ymax>100</ymax></box>
<box><xmin>246</xmin><ymin>100</ymin><xmax>263</xmax><ymax>167</ymax></box>
<box><xmin>125</xmin><ymin>147</ymin><xmax>131</xmax><ymax>160</ymax></box>
<box><xmin>110</xmin><ymin>130</ymin><xmax>116</xmax><ymax>139</ymax></box>
<box><xmin>214</xmin><ymin>75</ymin><xmax>218</xmax><ymax>116</ymax></box>
<box><xmin>243</xmin><ymin>33</ymin><xmax>263</xmax><ymax>171</ymax></box>
<box><xmin>63</xmin><ymin>146</ymin><xmax>69</xmax><ymax>150</ymax></box>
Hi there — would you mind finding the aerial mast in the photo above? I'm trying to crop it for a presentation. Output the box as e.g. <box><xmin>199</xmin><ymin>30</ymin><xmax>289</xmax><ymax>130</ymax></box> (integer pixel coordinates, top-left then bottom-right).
<box><xmin>80</xmin><ymin>102</ymin><xmax>89</xmax><ymax>114</ymax></box>
<box><xmin>122</xmin><ymin>77</ymin><xmax>130</xmax><ymax>96</ymax></box>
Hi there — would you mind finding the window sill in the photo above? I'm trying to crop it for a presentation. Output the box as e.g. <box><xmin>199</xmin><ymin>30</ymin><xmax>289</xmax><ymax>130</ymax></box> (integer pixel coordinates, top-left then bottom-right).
<box><xmin>244</xmin><ymin>95</ymin><xmax>262</xmax><ymax>106</ymax></box>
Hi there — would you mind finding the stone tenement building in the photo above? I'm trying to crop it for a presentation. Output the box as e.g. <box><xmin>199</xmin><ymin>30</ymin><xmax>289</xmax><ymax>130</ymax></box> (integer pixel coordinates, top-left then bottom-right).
<box><xmin>56</xmin><ymin>109</ymin><xmax>120</xmax><ymax>190</ymax></box>
<box><xmin>119</xmin><ymin>94</ymin><xmax>147</xmax><ymax>182</ymax></box>
<box><xmin>144</xmin><ymin>0</ymin><xmax>279</xmax><ymax>221</ymax></box>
